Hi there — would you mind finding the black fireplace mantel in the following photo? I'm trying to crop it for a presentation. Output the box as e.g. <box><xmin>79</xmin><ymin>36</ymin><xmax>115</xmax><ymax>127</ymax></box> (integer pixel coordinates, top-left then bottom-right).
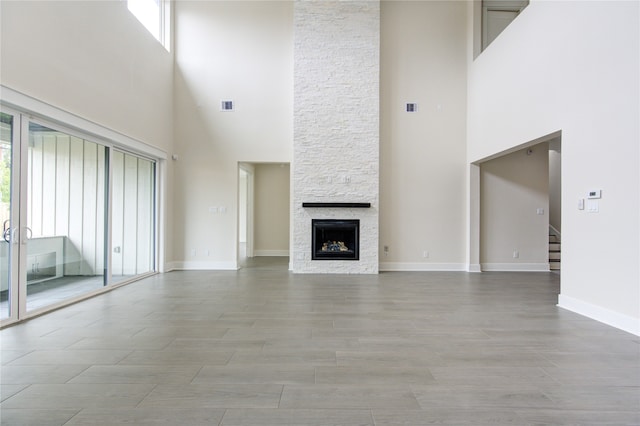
<box><xmin>302</xmin><ymin>202</ymin><xmax>371</xmax><ymax>208</ymax></box>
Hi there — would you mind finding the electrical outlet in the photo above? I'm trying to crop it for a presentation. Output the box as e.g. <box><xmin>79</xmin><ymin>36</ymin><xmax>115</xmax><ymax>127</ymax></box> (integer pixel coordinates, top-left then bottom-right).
<box><xmin>423</xmin><ymin>251</ymin><xmax>429</xmax><ymax>258</ymax></box>
<box><xmin>191</xmin><ymin>249</ymin><xmax>197</xmax><ymax>257</ymax></box>
<box><xmin>513</xmin><ymin>250</ymin><xmax>519</xmax><ymax>258</ymax></box>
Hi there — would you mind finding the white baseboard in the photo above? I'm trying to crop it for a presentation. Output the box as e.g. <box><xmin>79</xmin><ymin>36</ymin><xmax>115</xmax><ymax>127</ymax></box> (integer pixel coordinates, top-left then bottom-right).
<box><xmin>468</xmin><ymin>263</ymin><xmax>482</xmax><ymax>273</ymax></box>
<box><xmin>163</xmin><ymin>261</ymin><xmax>179</xmax><ymax>272</ymax></box>
<box><xmin>253</xmin><ymin>250</ymin><xmax>289</xmax><ymax>257</ymax></box>
<box><xmin>558</xmin><ymin>294</ymin><xmax>640</xmax><ymax>336</ymax></box>
<box><xmin>481</xmin><ymin>263</ymin><xmax>550</xmax><ymax>272</ymax></box>
<box><xmin>379</xmin><ymin>262</ymin><xmax>466</xmax><ymax>272</ymax></box>
<box><xmin>171</xmin><ymin>261</ymin><xmax>239</xmax><ymax>271</ymax></box>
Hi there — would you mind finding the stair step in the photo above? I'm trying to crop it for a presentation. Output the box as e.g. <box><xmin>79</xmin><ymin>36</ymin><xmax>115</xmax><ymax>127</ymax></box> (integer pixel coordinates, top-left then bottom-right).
<box><xmin>549</xmin><ymin>231</ymin><xmax>560</xmax><ymax>270</ymax></box>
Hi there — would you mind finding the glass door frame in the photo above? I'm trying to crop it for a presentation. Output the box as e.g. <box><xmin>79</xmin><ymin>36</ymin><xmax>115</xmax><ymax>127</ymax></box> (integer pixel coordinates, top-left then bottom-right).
<box><xmin>0</xmin><ymin>105</ymin><xmax>161</xmax><ymax>327</ymax></box>
<box><xmin>0</xmin><ymin>107</ymin><xmax>23</xmax><ymax>323</ymax></box>
<box><xmin>16</xmin><ymin>110</ymin><xmax>29</xmax><ymax>320</ymax></box>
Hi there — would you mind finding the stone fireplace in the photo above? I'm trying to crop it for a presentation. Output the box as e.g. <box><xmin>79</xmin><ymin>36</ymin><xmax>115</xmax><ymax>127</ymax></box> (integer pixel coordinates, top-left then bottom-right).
<box><xmin>292</xmin><ymin>1</ymin><xmax>380</xmax><ymax>274</ymax></box>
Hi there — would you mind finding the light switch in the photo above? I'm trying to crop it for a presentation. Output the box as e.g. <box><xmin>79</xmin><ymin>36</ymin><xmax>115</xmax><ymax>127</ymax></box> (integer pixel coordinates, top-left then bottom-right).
<box><xmin>587</xmin><ymin>200</ymin><xmax>599</xmax><ymax>213</ymax></box>
<box><xmin>536</xmin><ymin>208</ymin><xmax>544</xmax><ymax>215</ymax></box>
<box><xmin>587</xmin><ymin>189</ymin><xmax>602</xmax><ymax>199</ymax></box>
<box><xmin>578</xmin><ymin>199</ymin><xmax>585</xmax><ymax>210</ymax></box>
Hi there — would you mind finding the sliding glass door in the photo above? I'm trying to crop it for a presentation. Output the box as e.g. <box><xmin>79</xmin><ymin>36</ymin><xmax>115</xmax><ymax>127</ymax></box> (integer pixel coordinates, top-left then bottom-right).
<box><xmin>111</xmin><ymin>151</ymin><xmax>155</xmax><ymax>284</ymax></box>
<box><xmin>0</xmin><ymin>110</ymin><xmax>157</xmax><ymax>324</ymax></box>
<box><xmin>26</xmin><ymin>123</ymin><xmax>107</xmax><ymax>312</ymax></box>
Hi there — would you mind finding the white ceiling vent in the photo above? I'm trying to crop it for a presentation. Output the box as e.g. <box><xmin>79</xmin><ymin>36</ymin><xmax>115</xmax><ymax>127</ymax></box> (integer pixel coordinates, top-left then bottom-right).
<box><xmin>221</xmin><ymin>100</ymin><xmax>234</xmax><ymax>111</ymax></box>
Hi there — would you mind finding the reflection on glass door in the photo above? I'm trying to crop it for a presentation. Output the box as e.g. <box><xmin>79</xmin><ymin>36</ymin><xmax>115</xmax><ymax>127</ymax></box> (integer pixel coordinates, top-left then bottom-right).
<box><xmin>26</xmin><ymin>123</ymin><xmax>106</xmax><ymax>312</ymax></box>
<box><xmin>0</xmin><ymin>112</ymin><xmax>17</xmax><ymax>320</ymax></box>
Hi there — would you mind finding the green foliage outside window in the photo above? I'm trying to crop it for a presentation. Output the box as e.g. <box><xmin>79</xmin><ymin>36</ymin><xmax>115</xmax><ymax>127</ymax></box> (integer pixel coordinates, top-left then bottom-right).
<box><xmin>0</xmin><ymin>151</ymin><xmax>10</xmax><ymax>204</ymax></box>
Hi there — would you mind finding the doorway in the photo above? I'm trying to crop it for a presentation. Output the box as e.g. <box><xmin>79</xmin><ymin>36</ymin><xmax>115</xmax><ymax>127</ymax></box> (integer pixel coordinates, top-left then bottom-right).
<box><xmin>238</xmin><ymin>162</ymin><xmax>290</xmax><ymax>270</ymax></box>
<box><xmin>548</xmin><ymin>137</ymin><xmax>562</xmax><ymax>271</ymax></box>
<box><xmin>238</xmin><ymin>164</ymin><xmax>253</xmax><ymax>262</ymax></box>
<box><xmin>474</xmin><ymin>132</ymin><xmax>561</xmax><ymax>272</ymax></box>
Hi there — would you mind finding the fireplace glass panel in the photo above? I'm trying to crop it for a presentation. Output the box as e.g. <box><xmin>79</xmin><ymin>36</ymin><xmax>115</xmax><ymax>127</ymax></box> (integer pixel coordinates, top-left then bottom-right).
<box><xmin>312</xmin><ymin>219</ymin><xmax>359</xmax><ymax>260</ymax></box>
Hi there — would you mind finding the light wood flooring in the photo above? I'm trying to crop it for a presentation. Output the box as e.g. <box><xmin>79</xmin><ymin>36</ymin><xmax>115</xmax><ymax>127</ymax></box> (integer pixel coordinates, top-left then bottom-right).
<box><xmin>1</xmin><ymin>258</ymin><xmax>639</xmax><ymax>425</ymax></box>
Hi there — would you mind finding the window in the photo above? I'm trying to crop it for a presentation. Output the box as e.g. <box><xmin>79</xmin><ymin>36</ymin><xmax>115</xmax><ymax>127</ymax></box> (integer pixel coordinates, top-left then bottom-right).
<box><xmin>482</xmin><ymin>0</ymin><xmax>528</xmax><ymax>51</ymax></box>
<box><xmin>127</xmin><ymin>0</ymin><xmax>170</xmax><ymax>50</ymax></box>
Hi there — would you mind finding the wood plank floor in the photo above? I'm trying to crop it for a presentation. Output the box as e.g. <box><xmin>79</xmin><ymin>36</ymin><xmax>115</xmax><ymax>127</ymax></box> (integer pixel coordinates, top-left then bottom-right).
<box><xmin>1</xmin><ymin>259</ymin><xmax>639</xmax><ymax>425</ymax></box>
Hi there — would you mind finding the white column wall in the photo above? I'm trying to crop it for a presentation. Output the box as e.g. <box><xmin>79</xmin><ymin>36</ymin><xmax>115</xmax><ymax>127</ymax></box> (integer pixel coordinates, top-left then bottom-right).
<box><xmin>292</xmin><ymin>1</ymin><xmax>380</xmax><ymax>273</ymax></box>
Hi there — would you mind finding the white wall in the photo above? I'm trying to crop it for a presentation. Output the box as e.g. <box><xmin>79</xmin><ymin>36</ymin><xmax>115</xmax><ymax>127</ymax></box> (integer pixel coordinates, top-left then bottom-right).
<box><xmin>468</xmin><ymin>0</ymin><xmax>639</xmax><ymax>333</ymax></box>
<box><xmin>174</xmin><ymin>1</ymin><xmax>468</xmax><ymax>273</ymax></box>
<box><xmin>480</xmin><ymin>145</ymin><xmax>549</xmax><ymax>271</ymax></box>
<box><xmin>254</xmin><ymin>163</ymin><xmax>290</xmax><ymax>256</ymax></box>
<box><xmin>0</xmin><ymin>1</ymin><xmax>173</xmax><ymax>153</ymax></box>
<box><xmin>0</xmin><ymin>0</ymin><xmax>175</xmax><ymax>269</ymax></box>
<box><xmin>172</xmin><ymin>1</ymin><xmax>293</xmax><ymax>269</ymax></box>
<box><xmin>380</xmin><ymin>1</ymin><xmax>468</xmax><ymax>271</ymax></box>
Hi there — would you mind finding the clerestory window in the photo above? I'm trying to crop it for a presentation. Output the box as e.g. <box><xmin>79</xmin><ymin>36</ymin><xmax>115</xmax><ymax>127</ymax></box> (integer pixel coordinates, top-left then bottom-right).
<box><xmin>482</xmin><ymin>0</ymin><xmax>529</xmax><ymax>51</ymax></box>
<box><xmin>127</xmin><ymin>0</ymin><xmax>171</xmax><ymax>51</ymax></box>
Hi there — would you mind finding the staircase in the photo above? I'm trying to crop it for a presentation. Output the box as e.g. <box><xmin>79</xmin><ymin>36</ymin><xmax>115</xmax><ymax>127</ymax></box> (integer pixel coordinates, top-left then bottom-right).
<box><xmin>549</xmin><ymin>232</ymin><xmax>561</xmax><ymax>270</ymax></box>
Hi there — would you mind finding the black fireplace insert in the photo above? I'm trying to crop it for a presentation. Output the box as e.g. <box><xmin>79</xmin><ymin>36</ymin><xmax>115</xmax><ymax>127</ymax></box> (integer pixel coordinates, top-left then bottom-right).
<box><xmin>311</xmin><ymin>219</ymin><xmax>359</xmax><ymax>260</ymax></box>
